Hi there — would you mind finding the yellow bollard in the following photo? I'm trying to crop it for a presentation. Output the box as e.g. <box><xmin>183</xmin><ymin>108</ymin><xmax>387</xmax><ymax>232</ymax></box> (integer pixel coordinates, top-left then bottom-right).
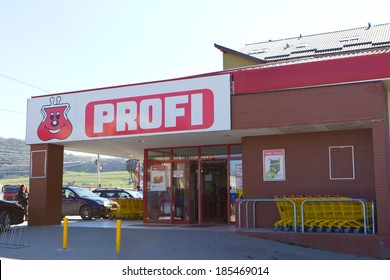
<box><xmin>63</xmin><ymin>217</ymin><xmax>68</xmax><ymax>250</ymax></box>
<box><xmin>116</xmin><ymin>219</ymin><xmax>121</xmax><ymax>253</ymax></box>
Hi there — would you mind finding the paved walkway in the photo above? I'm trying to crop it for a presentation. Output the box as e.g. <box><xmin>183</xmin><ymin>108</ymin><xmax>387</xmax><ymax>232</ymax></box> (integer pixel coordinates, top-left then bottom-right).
<box><xmin>0</xmin><ymin>219</ymin><xmax>373</xmax><ymax>260</ymax></box>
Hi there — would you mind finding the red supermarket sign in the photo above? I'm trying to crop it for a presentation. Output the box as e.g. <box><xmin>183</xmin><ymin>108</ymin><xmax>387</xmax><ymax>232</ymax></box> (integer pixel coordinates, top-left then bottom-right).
<box><xmin>26</xmin><ymin>74</ymin><xmax>231</xmax><ymax>144</ymax></box>
<box><xmin>85</xmin><ymin>89</ymin><xmax>214</xmax><ymax>137</ymax></box>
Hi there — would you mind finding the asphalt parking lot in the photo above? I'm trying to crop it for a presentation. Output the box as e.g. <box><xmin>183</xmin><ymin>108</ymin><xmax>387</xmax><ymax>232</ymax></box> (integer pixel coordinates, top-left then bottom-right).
<box><xmin>0</xmin><ymin>218</ymin><xmax>374</xmax><ymax>260</ymax></box>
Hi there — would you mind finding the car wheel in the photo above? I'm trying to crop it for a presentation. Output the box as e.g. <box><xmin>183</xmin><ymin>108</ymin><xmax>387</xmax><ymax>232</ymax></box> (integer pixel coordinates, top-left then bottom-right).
<box><xmin>0</xmin><ymin>210</ymin><xmax>12</xmax><ymax>231</ymax></box>
<box><xmin>79</xmin><ymin>205</ymin><xmax>94</xmax><ymax>220</ymax></box>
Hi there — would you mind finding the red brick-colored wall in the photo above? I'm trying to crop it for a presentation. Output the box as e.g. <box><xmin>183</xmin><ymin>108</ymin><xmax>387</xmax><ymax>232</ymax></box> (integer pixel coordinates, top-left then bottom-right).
<box><xmin>230</xmin><ymin>80</ymin><xmax>390</xmax><ymax>258</ymax></box>
<box><xmin>242</xmin><ymin>130</ymin><xmax>375</xmax><ymax>227</ymax></box>
<box><xmin>232</xmin><ymin>81</ymin><xmax>389</xmax><ymax>231</ymax></box>
<box><xmin>243</xmin><ymin>130</ymin><xmax>374</xmax><ymax>198</ymax></box>
<box><xmin>232</xmin><ymin>82</ymin><xmax>385</xmax><ymax>129</ymax></box>
<box><xmin>231</xmin><ymin>80</ymin><xmax>390</xmax><ymax>258</ymax></box>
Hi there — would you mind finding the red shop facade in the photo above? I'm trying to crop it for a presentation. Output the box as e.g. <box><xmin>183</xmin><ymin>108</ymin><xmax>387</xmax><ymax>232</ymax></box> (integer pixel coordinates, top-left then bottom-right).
<box><xmin>26</xmin><ymin>50</ymin><xmax>390</xmax><ymax>258</ymax></box>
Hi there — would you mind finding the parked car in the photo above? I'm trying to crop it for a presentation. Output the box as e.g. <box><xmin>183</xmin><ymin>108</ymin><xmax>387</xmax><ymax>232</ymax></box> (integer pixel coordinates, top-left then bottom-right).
<box><xmin>0</xmin><ymin>199</ymin><xmax>25</xmax><ymax>230</ymax></box>
<box><xmin>125</xmin><ymin>189</ymin><xmax>143</xmax><ymax>199</ymax></box>
<box><xmin>92</xmin><ymin>188</ymin><xmax>143</xmax><ymax>199</ymax></box>
<box><xmin>62</xmin><ymin>186</ymin><xmax>119</xmax><ymax>220</ymax></box>
<box><xmin>2</xmin><ymin>184</ymin><xmax>20</xmax><ymax>201</ymax></box>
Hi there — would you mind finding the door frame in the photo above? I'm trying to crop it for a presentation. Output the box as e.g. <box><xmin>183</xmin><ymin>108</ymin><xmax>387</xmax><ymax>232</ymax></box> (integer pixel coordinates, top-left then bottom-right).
<box><xmin>144</xmin><ymin>144</ymin><xmax>242</xmax><ymax>225</ymax></box>
<box><xmin>172</xmin><ymin>160</ymin><xmax>191</xmax><ymax>224</ymax></box>
<box><xmin>199</xmin><ymin>159</ymin><xmax>228</xmax><ymax>223</ymax></box>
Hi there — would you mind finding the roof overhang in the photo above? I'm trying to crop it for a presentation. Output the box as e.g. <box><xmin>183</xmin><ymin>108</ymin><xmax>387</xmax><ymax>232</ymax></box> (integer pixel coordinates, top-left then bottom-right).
<box><xmin>62</xmin><ymin>120</ymin><xmax>374</xmax><ymax>159</ymax></box>
<box><xmin>214</xmin><ymin>43</ymin><xmax>266</xmax><ymax>64</ymax></box>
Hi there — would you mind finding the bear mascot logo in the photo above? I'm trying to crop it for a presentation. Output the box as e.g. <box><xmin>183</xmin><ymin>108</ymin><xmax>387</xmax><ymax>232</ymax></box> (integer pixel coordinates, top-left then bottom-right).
<box><xmin>37</xmin><ymin>96</ymin><xmax>73</xmax><ymax>141</ymax></box>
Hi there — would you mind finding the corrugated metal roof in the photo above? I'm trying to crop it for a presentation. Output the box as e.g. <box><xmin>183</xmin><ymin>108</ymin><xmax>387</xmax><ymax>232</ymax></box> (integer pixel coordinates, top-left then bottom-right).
<box><xmin>233</xmin><ymin>48</ymin><xmax>390</xmax><ymax>71</ymax></box>
<box><xmin>236</xmin><ymin>23</ymin><xmax>390</xmax><ymax>62</ymax></box>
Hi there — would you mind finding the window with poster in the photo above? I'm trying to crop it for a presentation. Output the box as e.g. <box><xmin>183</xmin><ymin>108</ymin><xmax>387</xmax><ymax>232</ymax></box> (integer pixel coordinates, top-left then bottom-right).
<box><xmin>146</xmin><ymin>164</ymin><xmax>171</xmax><ymax>222</ymax></box>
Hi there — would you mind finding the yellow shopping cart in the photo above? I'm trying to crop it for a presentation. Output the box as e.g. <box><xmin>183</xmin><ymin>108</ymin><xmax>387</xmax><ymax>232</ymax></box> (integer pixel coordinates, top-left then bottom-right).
<box><xmin>274</xmin><ymin>195</ymin><xmax>373</xmax><ymax>234</ymax></box>
<box><xmin>109</xmin><ymin>198</ymin><xmax>144</xmax><ymax>220</ymax></box>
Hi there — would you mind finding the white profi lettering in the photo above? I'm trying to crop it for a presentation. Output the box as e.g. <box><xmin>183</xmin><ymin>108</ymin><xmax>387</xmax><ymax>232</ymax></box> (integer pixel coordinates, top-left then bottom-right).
<box><xmin>165</xmin><ymin>95</ymin><xmax>187</xmax><ymax>127</ymax></box>
<box><xmin>116</xmin><ymin>101</ymin><xmax>137</xmax><ymax>131</ymax></box>
<box><xmin>92</xmin><ymin>92</ymin><xmax>205</xmax><ymax>134</ymax></box>
<box><xmin>191</xmin><ymin>93</ymin><xmax>203</xmax><ymax>125</ymax></box>
<box><xmin>94</xmin><ymin>104</ymin><xmax>114</xmax><ymax>133</ymax></box>
<box><xmin>140</xmin><ymin>99</ymin><xmax>162</xmax><ymax>129</ymax></box>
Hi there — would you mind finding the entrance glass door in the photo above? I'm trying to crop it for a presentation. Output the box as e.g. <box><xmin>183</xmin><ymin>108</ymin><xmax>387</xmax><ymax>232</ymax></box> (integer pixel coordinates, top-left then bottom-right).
<box><xmin>145</xmin><ymin>145</ymin><xmax>241</xmax><ymax>224</ymax></box>
<box><xmin>146</xmin><ymin>163</ymin><xmax>171</xmax><ymax>222</ymax></box>
<box><xmin>172</xmin><ymin>162</ymin><xmax>190</xmax><ymax>223</ymax></box>
<box><xmin>229</xmin><ymin>160</ymin><xmax>242</xmax><ymax>223</ymax></box>
<box><xmin>146</xmin><ymin>162</ymin><xmax>191</xmax><ymax>223</ymax></box>
<box><xmin>200</xmin><ymin>160</ymin><xmax>228</xmax><ymax>222</ymax></box>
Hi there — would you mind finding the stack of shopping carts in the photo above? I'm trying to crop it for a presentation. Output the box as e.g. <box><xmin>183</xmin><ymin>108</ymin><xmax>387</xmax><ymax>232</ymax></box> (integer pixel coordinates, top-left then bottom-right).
<box><xmin>108</xmin><ymin>199</ymin><xmax>143</xmax><ymax>220</ymax></box>
<box><xmin>274</xmin><ymin>195</ymin><xmax>302</xmax><ymax>232</ymax></box>
<box><xmin>274</xmin><ymin>195</ymin><xmax>374</xmax><ymax>234</ymax></box>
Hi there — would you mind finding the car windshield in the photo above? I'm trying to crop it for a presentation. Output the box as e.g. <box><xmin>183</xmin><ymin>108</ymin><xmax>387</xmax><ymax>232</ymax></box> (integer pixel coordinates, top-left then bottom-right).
<box><xmin>72</xmin><ymin>188</ymin><xmax>98</xmax><ymax>198</ymax></box>
<box><xmin>128</xmin><ymin>190</ymin><xmax>143</xmax><ymax>199</ymax></box>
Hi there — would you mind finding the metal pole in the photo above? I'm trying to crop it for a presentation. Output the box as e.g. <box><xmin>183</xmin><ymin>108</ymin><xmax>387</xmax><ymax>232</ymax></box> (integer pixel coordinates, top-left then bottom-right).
<box><xmin>237</xmin><ymin>199</ymin><xmax>296</xmax><ymax>232</ymax></box>
<box><xmin>238</xmin><ymin>200</ymin><xmax>243</xmax><ymax>230</ymax></box>
<box><xmin>245</xmin><ymin>201</ymin><xmax>249</xmax><ymax>229</ymax></box>
<box><xmin>96</xmin><ymin>154</ymin><xmax>101</xmax><ymax>187</ymax></box>
<box><xmin>253</xmin><ymin>202</ymin><xmax>256</xmax><ymax>228</ymax></box>
<box><xmin>116</xmin><ymin>219</ymin><xmax>121</xmax><ymax>253</ymax></box>
<box><xmin>62</xmin><ymin>217</ymin><xmax>68</xmax><ymax>250</ymax></box>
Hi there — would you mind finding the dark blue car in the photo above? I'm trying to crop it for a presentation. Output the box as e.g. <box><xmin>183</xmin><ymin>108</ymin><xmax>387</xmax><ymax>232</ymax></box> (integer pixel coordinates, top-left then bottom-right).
<box><xmin>62</xmin><ymin>186</ymin><xmax>119</xmax><ymax>220</ymax></box>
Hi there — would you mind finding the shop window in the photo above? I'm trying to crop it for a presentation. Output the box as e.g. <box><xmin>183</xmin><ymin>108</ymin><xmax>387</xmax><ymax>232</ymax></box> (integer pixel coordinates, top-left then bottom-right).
<box><xmin>329</xmin><ymin>146</ymin><xmax>355</xmax><ymax>180</ymax></box>
<box><xmin>146</xmin><ymin>163</ymin><xmax>171</xmax><ymax>222</ymax></box>
<box><xmin>173</xmin><ymin>147</ymin><xmax>198</xmax><ymax>160</ymax></box>
<box><xmin>201</xmin><ymin>146</ymin><xmax>227</xmax><ymax>159</ymax></box>
<box><xmin>147</xmin><ymin>149</ymin><xmax>171</xmax><ymax>160</ymax></box>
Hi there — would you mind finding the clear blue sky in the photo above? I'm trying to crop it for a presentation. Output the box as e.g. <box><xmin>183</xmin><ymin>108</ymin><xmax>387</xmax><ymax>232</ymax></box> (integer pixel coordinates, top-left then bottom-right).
<box><xmin>1</xmin><ymin>0</ymin><xmax>388</xmax><ymax>140</ymax></box>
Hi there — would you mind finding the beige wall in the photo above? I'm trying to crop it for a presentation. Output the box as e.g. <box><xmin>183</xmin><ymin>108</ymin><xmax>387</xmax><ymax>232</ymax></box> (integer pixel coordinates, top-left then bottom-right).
<box><xmin>222</xmin><ymin>53</ymin><xmax>258</xmax><ymax>69</ymax></box>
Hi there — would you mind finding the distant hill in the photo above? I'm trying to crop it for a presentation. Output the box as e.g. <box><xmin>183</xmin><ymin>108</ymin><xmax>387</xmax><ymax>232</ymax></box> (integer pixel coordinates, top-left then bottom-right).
<box><xmin>0</xmin><ymin>137</ymin><xmax>132</xmax><ymax>179</ymax></box>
